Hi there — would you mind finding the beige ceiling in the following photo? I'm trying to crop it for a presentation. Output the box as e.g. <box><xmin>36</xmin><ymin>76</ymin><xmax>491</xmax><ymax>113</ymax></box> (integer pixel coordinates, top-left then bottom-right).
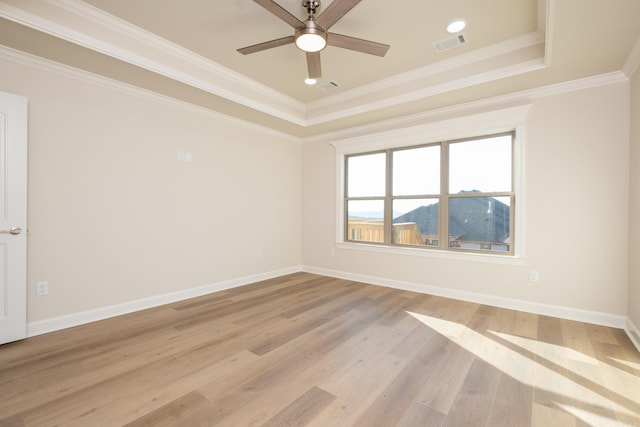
<box><xmin>0</xmin><ymin>0</ymin><xmax>639</xmax><ymax>138</ymax></box>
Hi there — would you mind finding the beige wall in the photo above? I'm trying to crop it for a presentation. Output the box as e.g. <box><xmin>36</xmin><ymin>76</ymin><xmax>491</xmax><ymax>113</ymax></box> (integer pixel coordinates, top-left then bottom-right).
<box><xmin>302</xmin><ymin>82</ymin><xmax>630</xmax><ymax>318</ymax></box>
<box><xmin>0</xmin><ymin>58</ymin><xmax>301</xmax><ymax>323</ymax></box>
<box><xmin>629</xmin><ymin>66</ymin><xmax>640</xmax><ymax>329</ymax></box>
<box><xmin>1</xmin><ymin>52</ymin><xmax>634</xmax><ymax>328</ymax></box>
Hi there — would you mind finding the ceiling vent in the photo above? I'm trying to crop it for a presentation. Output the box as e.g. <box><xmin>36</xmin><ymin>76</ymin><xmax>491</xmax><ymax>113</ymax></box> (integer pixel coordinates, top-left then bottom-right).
<box><xmin>319</xmin><ymin>81</ymin><xmax>340</xmax><ymax>91</ymax></box>
<box><xmin>433</xmin><ymin>34</ymin><xmax>467</xmax><ymax>53</ymax></box>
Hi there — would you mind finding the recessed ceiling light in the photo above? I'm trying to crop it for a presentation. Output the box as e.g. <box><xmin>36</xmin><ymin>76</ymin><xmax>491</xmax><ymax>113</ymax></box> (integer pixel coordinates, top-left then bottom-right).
<box><xmin>304</xmin><ymin>77</ymin><xmax>317</xmax><ymax>85</ymax></box>
<box><xmin>447</xmin><ymin>19</ymin><xmax>467</xmax><ymax>34</ymax></box>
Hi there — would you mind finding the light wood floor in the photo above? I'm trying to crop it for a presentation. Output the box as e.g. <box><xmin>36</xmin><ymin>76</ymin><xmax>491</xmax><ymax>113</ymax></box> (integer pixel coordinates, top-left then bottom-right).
<box><xmin>1</xmin><ymin>272</ymin><xmax>639</xmax><ymax>426</ymax></box>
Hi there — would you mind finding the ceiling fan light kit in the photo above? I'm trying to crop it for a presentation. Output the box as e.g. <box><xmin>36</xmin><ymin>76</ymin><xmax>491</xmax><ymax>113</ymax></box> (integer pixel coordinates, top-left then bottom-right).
<box><xmin>295</xmin><ymin>21</ymin><xmax>327</xmax><ymax>52</ymax></box>
<box><xmin>237</xmin><ymin>0</ymin><xmax>390</xmax><ymax>80</ymax></box>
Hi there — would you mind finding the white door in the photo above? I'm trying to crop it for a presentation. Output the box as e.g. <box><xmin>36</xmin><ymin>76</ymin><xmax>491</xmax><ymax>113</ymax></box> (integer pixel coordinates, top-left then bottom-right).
<box><xmin>0</xmin><ymin>91</ymin><xmax>27</xmax><ymax>344</ymax></box>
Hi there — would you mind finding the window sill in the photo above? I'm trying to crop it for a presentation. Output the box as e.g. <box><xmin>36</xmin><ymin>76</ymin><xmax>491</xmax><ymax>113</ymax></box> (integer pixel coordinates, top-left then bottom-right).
<box><xmin>336</xmin><ymin>241</ymin><xmax>525</xmax><ymax>266</ymax></box>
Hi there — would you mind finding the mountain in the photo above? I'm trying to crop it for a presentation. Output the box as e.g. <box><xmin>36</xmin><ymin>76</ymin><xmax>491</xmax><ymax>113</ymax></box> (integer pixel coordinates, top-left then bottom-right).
<box><xmin>393</xmin><ymin>195</ymin><xmax>510</xmax><ymax>242</ymax></box>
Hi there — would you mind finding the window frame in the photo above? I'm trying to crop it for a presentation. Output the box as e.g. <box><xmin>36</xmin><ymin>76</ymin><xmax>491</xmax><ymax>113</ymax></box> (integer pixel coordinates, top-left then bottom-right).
<box><xmin>332</xmin><ymin>104</ymin><xmax>530</xmax><ymax>265</ymax></box>
<box><xmin>344</xmin><ymin>132</ymin><xmax>515</xmax><ymax>255</ymax></box>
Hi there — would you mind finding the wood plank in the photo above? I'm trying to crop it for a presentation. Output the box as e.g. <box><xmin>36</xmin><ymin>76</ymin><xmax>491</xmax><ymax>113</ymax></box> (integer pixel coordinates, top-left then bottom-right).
<box><xmin>591</xmin><ymin>339</ymin><xmax>640</xmax><ymax>425</ymax></box>
<box><xmin>487</xmin><ymin>372</ymin><xmax>533</xmax><ymax>426</ymax></box>
<box><xmin>176</xmin><ymin>350</ymin><xmax>324</xmax><ymax>426</ymax></box>
<box><xmin>533</xmin><ymin>315</ymin><xmax>575</xmax><ymax>419</ymax></box>
<box><xmin>443</xmin><ymin>358</ymin><xmax>501</xmax><ymax>426</ymax></box>
<box><xmin>396</xmin><ymin>401</ymin><xmax>446</xmax><ymax>427</ymax></box>
<box><xmin>261</xmin><ymin>386</ymin><xmax>336</xmax><ymax>427</ymax></box>
<box><xmin>215</xmin><ymin>319</ymin><xmax>400</xmax><ymax>426</ymax></box>
<box><xmin>415</xmin><ymin>341</ymin><xmax>475</xmax><ymax>414</ymax></box>
<box><xmin>305</xmin><ymin>353</ymin><xmax>405</xmax><ymax>427</ymax></box>
<box><xmin>123</xmin><ymin>391</ymin><xmax>210</xmax><ymax>427</ymax></box>
<box><xmin>531</xmin><ymin>402</ymin><xmax>576</xmax><ymax>427</ymax></box>
<box><xmin>564</xmin><ymin>358</ymin><xmax>618</xmax><ymax>425</ymax></box>
<box><xmin>352</xmin><ymin>333</ymin><xmax>453</xmax><ymax>426</ymax></box>
<box><xmin>0</xmin><ymin>273</ymin><xmax>637</xmax><ymax>426</ymax></box>
<box><xmin>0</xmin><ymin>413</ymin><xmax>24</xmax><ymax>427</ymax></box>
<box><xmin>306</xmin><ymin>320</ymin><xmax>410</xmax><ymax>426</ymax></box>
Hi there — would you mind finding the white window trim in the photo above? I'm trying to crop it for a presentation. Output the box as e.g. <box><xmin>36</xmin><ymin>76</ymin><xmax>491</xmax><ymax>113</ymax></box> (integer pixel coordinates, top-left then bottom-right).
<box><xmin>332</xmin><ymin>103</ymin><xmax>531</xmax><ymax>265</ymax></box>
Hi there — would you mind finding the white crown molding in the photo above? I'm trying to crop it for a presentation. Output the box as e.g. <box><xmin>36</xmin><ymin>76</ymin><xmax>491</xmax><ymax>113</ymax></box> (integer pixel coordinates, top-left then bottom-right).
<box><xmin>302</xmin><ymin>266</ymin><xmax>627</xmax><ymax>328</ymax></box>
<box><xmin>306</xmin><ymin>57</ymin><xmax>546</xmax><ymax>126</ymax></box>
<box><xmin>0</xmin><ymin>0</ymin><xmax>308</xmax><ymax>125</ymax></box>
<box><xmin>303</xmin><ymin>71</ymin><xmax>629</xmax><ymax>144</ymax></box>
<box><xmin>541</xmin><ymin>0</ymin><xmax>556</xmax><ymax>66</ymax></box>
<box><xmin>0</xmin><ymin>0</ymin><xmax>553</xmax><ymax>128</ymax></box>
<box><xmin>526</xmin><ymin>70</ymin><xmax>629</xmax><ymax>98</ymax></box>
<box><xmin>304</xmin><ymin>0</ymin><xmax>551</xmax><ymax>123</ymax></box>
<box><xmin>0</xmin><ymin>45</ymin><xmax>303</xmax><ymax>144</ymax></box>
<box><xmin>623</xmin><ymin>36</ymin><xmax>640</xmax><ymax>78</ymax></box>
<box><xmin>47</xmin><ymin>0</ymin><xmax>302</xmax><ymax>106</ymax></box>
<box><xmin>330</xmin><ymin>103</ymin><xmax>533</xmax><ymax>153</ymax></box>
<box><xmin>308</xmin><ymin>31</ymin><xmax>545</xmax><ymax>113</ymax></box>
<box><xmin>5</xmin><ymin>36</ymin><xmax>620</xmax><ymax>148</ymax></box>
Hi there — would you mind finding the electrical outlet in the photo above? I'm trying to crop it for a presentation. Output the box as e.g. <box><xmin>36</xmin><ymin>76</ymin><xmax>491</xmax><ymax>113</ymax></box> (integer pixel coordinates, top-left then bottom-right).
<box><xmin>37</xmin><ymin>281</ymin><xmax>49</xmax><ymax>296</ymax></box>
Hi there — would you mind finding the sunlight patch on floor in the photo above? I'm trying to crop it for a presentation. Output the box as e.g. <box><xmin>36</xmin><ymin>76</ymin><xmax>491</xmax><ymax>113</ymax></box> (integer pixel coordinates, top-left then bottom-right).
<box><xmin>406</xmin><ymin>311</ymin><xmax>640</xmax><ymax>427</ymax></box>
<box><xmin>609</xmin><ymin>357</ymin><xmax>640</xmax><ymax>371</ymax></box>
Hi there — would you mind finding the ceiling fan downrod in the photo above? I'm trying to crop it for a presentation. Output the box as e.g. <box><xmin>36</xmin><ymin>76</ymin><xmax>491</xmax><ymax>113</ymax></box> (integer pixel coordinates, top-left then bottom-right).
<box><xmin>303</xmin><ymin>1</ymin><xmax>320</xmax><ymax>17</ymax></box>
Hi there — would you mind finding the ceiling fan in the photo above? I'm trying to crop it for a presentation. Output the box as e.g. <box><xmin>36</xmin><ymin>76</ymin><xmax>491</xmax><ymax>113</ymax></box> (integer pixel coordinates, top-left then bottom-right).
<box><xmin>237</xmin><ymin>0</ymin><xmax>390</xmax><ymax>79</ymax></box>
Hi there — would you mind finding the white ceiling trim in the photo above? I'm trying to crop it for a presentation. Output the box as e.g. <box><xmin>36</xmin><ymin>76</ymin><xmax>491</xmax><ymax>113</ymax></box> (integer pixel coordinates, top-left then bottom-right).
<box><xmin>623</xmin><ymin>36</ymin><xmax>640</xmax><ymax>78</ymax></box>
<box><xmin>0</xmin><ymin>0</ymin><xmax>308</xmax><ymax>125</ymax></box>
<box><xmin>46</xmin><ymin>0</ymin><xmax>307</xmax><ymax>112</ymax></box>
<box><xmin>305</xmin><ymin>33</ymin><xmax>547</xmax><ymax>124</ymax></box>
<box><xmin>0</xmin><ymin>45</ymin><xmax>303</xmax><ymax>144</ymax></box>
<box><xmin>330</xmin><ymin>104</ymin><xmax>533</xmax><ymax>153</ymax></box>
<box><xmin>0</xmin><ymin>0</ymin><xmax>552</xmax><ymax>128</ymax></box>
<box><xmin>2</xmin><ymin>38</ymin><xmax>625</xmax><ymax>148</ymax></box>
<box><xmin>308</xmin><ymin>31</ymin><xmax>545</xmax><ymax>112</ymax></box>
<box><xmin>305</xmin><ymin>0</ymin><xmax>553</xmax><ymax>123</ymax></box>
<box><xmin>305</xmin><ymin>58</ymin><xmax>546</xmax><ymax>126</ymax></box>
<box><xmin>304</xmin><ymin>71</ymin><xmax>628</xmax><ymax>144</ymax></box>
<box><xmin>539</xmin><ymin>0</ymin><xmax>555</xmax><ymax>66</ymax></box>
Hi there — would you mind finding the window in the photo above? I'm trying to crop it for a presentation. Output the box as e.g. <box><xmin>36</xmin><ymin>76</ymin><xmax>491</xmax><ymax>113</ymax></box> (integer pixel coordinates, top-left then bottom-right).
<box><xmin>344</xmin><ymin>132</ymin><xmax>515</xmax><ymax>255</ymax></box>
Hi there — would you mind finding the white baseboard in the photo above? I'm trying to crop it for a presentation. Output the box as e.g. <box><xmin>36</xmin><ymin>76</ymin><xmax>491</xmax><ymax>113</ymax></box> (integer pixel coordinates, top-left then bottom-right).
<box><xmin>27</xmin><ymin>264</ymin><xmax>633</xmax><ymax>342</ymax></box>
<box><xmin>626</xmin><ymin>319</ymin><xmax>640</xmax><ymax>353</ymax></box>
<box><xmin>27</xmin><ymin>266</ymin><xmax>301</xmax><ymax>337</ymax></box>
<box><xmin>302</xmin><ymin>265</ymin><xmax>627</xmax><ymax>329</ymax></box>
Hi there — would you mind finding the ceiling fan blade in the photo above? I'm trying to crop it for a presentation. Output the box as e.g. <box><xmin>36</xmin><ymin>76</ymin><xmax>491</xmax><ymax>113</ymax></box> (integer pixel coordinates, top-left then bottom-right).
<box><xmin>315</xmin><ymin>0</ymin><xmax>362</xmax><ymax>30</ymax></box>
<box><xmin>327</xmin><ymin>32</ymin><xmax>390</xmax><ymax>57</ymax></box>
<box><xmin>306</xmin><ymin>52</ymin><xmax>322</xmax><ymax>78</ymax></box>
<box><xmin>237</xmin><ymin>36</ymin><xmax>295</xmax><ymax>55</ymax></box>
<box><xmin>254</xmin><ymin>0</ymin><xmax>305</xmax><ymax>28</ymax></box>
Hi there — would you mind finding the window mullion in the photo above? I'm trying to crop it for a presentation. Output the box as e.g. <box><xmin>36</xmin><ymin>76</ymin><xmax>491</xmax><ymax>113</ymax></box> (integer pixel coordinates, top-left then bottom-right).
<box><xmin>343</xmin><ymin>155</ymin><xmax>349</xmax><ymax>242</ymax></box>
<box><xmin>510</xmin><ymin>134</ymin><xmax>515</xmax><ymax>256</ymax></box>
<box><xmin>440</xmin><ymin>142</ymin><xmax>449</xmax><ymax>249</ymax></box>
<box><xmin>384</xmin><ymin>149</ymin><xmax>393</xmax><ymax>244</ymax></box>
